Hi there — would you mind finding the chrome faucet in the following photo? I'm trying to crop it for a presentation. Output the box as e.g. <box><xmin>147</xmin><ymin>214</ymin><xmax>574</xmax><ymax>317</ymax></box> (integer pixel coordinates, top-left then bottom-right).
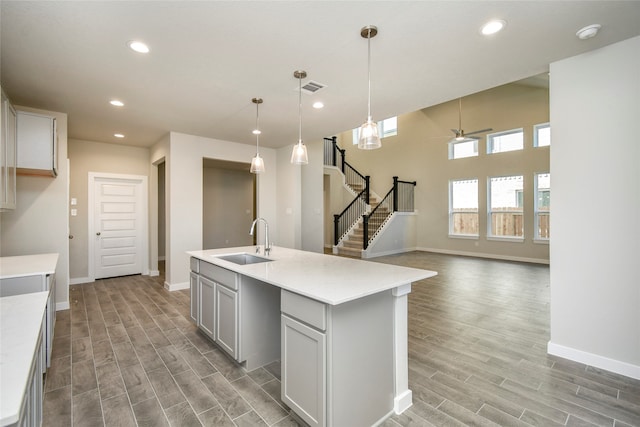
<box><xmin>249</xmin><ymin>217</ymin><xmax>271</xmax><ymax>255</ymax></box>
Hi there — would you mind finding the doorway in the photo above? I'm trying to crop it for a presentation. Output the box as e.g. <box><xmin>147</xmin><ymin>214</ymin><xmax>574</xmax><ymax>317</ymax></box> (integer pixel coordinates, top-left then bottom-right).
<box><xmin>88</xmin><ymin>172</ymin><xmax>148</xmax><ymax>280</ymax></box>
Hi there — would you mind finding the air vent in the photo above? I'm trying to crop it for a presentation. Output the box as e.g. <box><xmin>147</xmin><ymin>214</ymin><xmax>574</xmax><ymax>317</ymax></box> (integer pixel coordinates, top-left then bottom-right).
<box><xmin>299</xmin><ymin>80</ymin><xmax>327</xmax><ymax>94</ymax></box>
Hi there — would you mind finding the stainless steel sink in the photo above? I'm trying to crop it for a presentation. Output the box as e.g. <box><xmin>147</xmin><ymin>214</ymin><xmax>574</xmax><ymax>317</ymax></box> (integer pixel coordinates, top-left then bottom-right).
<box><xmin>215</xmin><ymin>253</ymin><xmax>272</xmax><ymax>265</ymax></box>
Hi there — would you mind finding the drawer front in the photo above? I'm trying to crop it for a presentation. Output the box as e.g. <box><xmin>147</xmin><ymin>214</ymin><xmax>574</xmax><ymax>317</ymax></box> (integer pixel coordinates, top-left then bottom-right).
<box><xmin>190</xmin><ymin>257</ymin><xmax>199</xmax><ymax>273</ymax></box>
<box><xmin>200</xmin><ymin>261</ymin><xmax>237</xmax><ymax>290</ymax></box>
<box><xmin>281</xmin><ymin>290</ymin><xmax>326</xmax><ymax>331</ymax></box>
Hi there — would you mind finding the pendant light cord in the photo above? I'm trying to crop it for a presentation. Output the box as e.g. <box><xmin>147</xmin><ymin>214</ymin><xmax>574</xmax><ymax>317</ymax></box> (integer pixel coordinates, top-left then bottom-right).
<box><xmin>366</xmin><ymin>28</ymin><xmax>372</xmax><ymax>121</ymax></box>
<box><xmin>255</xmin><ymin>101</ymin><xmax>260</xmax><ymax>154</ymax></box>
<box><xmin>298</xmin><ymin>74</ymin><xmax>303</xmax><ymax>143</ymax></box>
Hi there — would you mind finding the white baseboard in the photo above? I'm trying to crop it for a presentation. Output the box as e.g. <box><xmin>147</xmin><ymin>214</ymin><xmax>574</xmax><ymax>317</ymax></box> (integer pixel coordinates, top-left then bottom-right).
<box><xmin>149</xmin><ymin>270</ymin><xmax>160</xmax><ymax>277</ymax></box>
<box><xmin>69</xmin><ymin>277</ymin><xmax>94</xmax><ymax>285</ymax></box>
<box><xmin>164</xmin><ymin>281</ymin><xmax>189</xmax><ymax>292</ymax></box>
<box><xmin>56</xmin><ymin>301</ymin><xmax>70</xmax><ymax>311</ymax></box>
<box><xmin>364</xmin><ymin>247</ymin><xmax>419</xmax><ymax>259</ymax></box>
<box><xmin>416</xmin><ymin>247</ymin><xmax>550</xmax><ymax>265</ymax></box>
<box><xmin>548</xmin><ymin>341</ymin><xmax>640</xmax><ymax>380</ymax></box>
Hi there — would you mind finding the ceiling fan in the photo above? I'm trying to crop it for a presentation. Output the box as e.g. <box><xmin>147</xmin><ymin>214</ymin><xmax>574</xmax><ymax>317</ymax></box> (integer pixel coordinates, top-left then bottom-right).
<box><xmin>451</xmin><ymin>98</ymin><xmax>492</xmax><ymax>141</ymax></box>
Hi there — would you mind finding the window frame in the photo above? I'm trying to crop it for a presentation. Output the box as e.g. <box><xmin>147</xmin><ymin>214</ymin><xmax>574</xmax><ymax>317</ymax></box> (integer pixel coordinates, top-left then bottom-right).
<box><xmin>448</xmin><ymin>138</ymin><xmax>479</xmax><ymax>160</ymax></box>
<box><xmin>486</xmin><ymin>128</ymin><xmax>524</xmax><ymax>154</ymax></box>
<box><xmin>534</xmin><ymin>122</ymin><xmax>551</xmax><ymax>147</ymax></box>
<box><xmin>487</xmin><ymin>174</ymin><xmax>525</xmax><ymax>241</ymax></box>
<box><xmin>449</xmin><ymin>178</ymin><xmax>479</xmax><ymax>238</ymax></box>
<box><xmin>534</xmin><ymin>172</ymin><xmax>550</xmax><ymax>243</ymax></box>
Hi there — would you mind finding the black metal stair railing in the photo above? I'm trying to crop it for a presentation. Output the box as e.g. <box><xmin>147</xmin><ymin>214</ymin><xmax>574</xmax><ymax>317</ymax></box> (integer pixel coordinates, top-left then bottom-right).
<box><xmin>324</xmin><ymin>137</ymin><xmax>370</xmax><ymax>204</ymax></box>
<box><xmin>333</xmin><ymin>189</ymin><xmax>368</xmax><ymax>245</ymax></box>
<box><xmin>363</xmin><ymin>177</ymin><xmax>416</xmax><ymax>249</ymax></box>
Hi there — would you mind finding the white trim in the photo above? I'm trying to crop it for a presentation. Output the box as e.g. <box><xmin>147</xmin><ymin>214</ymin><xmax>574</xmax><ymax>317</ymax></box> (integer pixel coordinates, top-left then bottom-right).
<box><xmin>448</xmin><ymin>234</ymin><xmax>479</xmax><ymax>240</ymax></box>
<box><xmin>363</xmin><ymin>247</ymin><xmax>418</xmax><ymax>259</ymax></box>
<box><xmin>486</xmin><ymin>236</ymin><xmax>525</xmax><ymax>243</ymax></box>
<box><xmin>56</xmin><ymin>301</ymin><xmax>70</xmax><ymax>311</ymax></box>
<box><xmin>149</xmin><ymin>270</ymin><xmax>160</xmax><ymax>277</ymax></box>
<box><xmin>164</xmin><ymin>280</ymin><xmax>189</xmax><ymax>291</ymax></box>
<box><xmin>533</xmin><ymin>239</ymin><xmax>550</xmax><ymax>245</ymax></box>
<box><xmin>69</xmin><ymin>277</ymin><xmax>93</xmax><ymax>285</ymax></box>
<box><xmin>547</xmin><ymin>341</ymin><xmax>640</xmax><ymax>380</ymax></box>
<box><xmin>416</xmin><ymin>247</ymin><xmax>549</xmax><ymax>265</ymax></box>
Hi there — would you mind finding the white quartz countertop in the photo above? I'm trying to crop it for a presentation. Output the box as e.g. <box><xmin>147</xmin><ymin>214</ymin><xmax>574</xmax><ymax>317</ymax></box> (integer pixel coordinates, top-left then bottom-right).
<box><xmin>0</xmin><ymin>292</ymin><xmax>49</xmax><ymax>426</ymax></box>
<box><xmin>188</xmin><ymin>246</ymin><xmax>437</xmax><ymax>305</ymax></box>
<box><xmin>0</xmin><ymin>253</ymin><xmax>59</xmax><ymax>279</ymax></box>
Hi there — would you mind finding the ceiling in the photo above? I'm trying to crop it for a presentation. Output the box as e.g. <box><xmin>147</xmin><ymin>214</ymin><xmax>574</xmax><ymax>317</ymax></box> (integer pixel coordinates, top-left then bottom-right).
<box><xmin>2</xmin><ymin>1</ymin><xmax>639</xmax><ymax>149</ymax></box>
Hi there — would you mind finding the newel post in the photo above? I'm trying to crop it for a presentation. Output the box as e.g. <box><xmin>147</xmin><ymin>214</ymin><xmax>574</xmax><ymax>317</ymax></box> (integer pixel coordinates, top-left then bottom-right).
<box><xmin>393</xmin><ymin>176</ymin><xmax>399</xmax><ymax>212</ymax></box>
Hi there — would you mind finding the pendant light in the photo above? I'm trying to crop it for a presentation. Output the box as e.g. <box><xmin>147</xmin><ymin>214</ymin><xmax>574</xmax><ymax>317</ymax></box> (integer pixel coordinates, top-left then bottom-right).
<box><xmin>290</xmin><ymin>70</ymin><xmax>309</xmax><ymax>165</ymax></box>
<box><xmin>250</xmin><ymin>98</ymin><xmax>265</xmax><ymax>173</ymax></box>
<box><xmin>358</xmin><ymin>25</ymin><xmax>381</xmax><ymax>150</ymax></box>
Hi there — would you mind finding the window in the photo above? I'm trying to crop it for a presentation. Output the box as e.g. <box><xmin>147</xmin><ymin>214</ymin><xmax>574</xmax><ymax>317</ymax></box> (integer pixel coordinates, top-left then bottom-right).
<box><xmin>449</xmin><ymin>179</ymin><xmax>479</xmax><ymax>236</ymax></box>
<box><xmin>448</xmin><ymin>139</ymin><xmax>478</xmax><ymax>159</ymax></box>
<box><xmin>534</xmin><ymin>123</ymin><xmax>550</xmax><ymax>147</ymax></box>
<box><xmin>488</xmin><ymin>175</ymin><xmax>524</xmax><ymax>238</ymax></box>
<box><xmin>487</xmin><ymin>129</ymin><xmax>524</xmax><ymax>154</ymax></box>
<box><xmin>352</xmin><ymin>116</ymin><xmax>397</xmax><ymax>144</ymax></box>
<box><xmin>535</xmin><ymin>173</ymin><xmax>550</xmax><ymax>240</ymax></box>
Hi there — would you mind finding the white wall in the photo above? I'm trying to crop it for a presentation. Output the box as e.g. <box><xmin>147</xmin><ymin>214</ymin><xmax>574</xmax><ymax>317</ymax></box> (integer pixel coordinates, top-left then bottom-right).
<box><xmin>276</xmin><ymin>145</ymin><xmax>301</xmax><ymax>249</ymax></box>
<box><xmin>0</xmin><ymin>106</ymin><xmax>69</xmax><ymax>310</ymax></box>
<box><xmin>364</xmin><ymin>213</ymin><xmax>417</xmax><ymax>258</ymax></box>
<box><xmin>549</xmin><ymin>36</ymin><xmax>640</xmax><ymax>379</ymax></box>
<box><xmin>152</xmin><ymin>132</ymin><xmax>277</xmax><ymax>289</ymax></box>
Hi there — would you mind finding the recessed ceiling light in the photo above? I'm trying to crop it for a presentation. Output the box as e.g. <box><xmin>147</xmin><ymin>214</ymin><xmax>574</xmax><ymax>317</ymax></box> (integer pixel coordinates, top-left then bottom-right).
<box><xmin>576</xmin><ymin>24</ymin><xmax>601</xmax><ymax>40</ymax></box>
<box><xmin>110</xmin><ymin>100</ymin><xmax>124</xmax><ymax>107</ymax></box>
<box><xmin>127</xmin><ymin>40</ymin><xmax>150</xmax><ymax>53</ymax></box>
<box><xmin>313</xmin><ymin>101</ymin><xmax>324</xmax><ymax>109</ymax></box>
<box><xmin>481</xmin><ymin>19</ymin><xmax>506</xmax><ymax>36</ymax></box>
<box><xmin>114</xmin><ymin>133</ymin><xmax>125</xmax><ymax>138</ymax></box>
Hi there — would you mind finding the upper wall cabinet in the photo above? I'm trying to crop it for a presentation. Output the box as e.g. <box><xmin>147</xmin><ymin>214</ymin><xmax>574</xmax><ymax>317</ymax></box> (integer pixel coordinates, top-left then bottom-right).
<box><xmin>16</xmin><ymin>111</ymin><xmax>57</xmax><ymax>177</ymax></box>
<box><xmin>1</xmin><ymin>88</ymin><xmax>17</xmax><ymax>211</ymax></box>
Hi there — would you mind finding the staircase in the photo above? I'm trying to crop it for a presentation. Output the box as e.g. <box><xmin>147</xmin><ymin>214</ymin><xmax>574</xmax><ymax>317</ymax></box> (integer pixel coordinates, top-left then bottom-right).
<box><xmin>325</xmin><ymin>137</ymin><xmax>416</xmax><ymax>259</ymax></box>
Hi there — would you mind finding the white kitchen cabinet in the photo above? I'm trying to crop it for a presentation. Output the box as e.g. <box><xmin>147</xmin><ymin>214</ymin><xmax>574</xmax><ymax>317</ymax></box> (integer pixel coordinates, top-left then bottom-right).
<box><xmin>214</xmin><ymin>283</ymin><xmax>238</xmax><ymax>358</ymax></box>
<box><xmin>0</xmin><ymin>254</ymin><xmax>58</xmax><ymax>373</ymax></box>
<box><xmin>16</xmin><ymin>110</ymin><xmax>57</xmax><ymax>177</ymax></box>
<box><xmin>189</xmin><ymin>257</ymin><xmax>280</xmax><ymax>370</ymax></box>
<box><xmin>281</xmin><ymin>289</ymin><xmax>395</xmax><ymax>427</ymax></box>
<box><xmin>198</xmin><ymin>275</ymin><xmax>216</xmax><ymax>339</ymax></box>
<box><xmin>189</xmin><ymin>272</ymin><xmax>198</xmax><ymax>323</ymax></box>
<box><xmin>0</xmin><ymin>292</ymin><xmax>48</xmax><ymax>427</ymax></box>
<box><xmin>0</xmin><ymin>88</ymin><xmax>17</xmax><ymax>211</ymax></box>
<box><xmin>281</xmin><ymin>314</ymin><xmax>326</xmax><ymax>427</ymax></box>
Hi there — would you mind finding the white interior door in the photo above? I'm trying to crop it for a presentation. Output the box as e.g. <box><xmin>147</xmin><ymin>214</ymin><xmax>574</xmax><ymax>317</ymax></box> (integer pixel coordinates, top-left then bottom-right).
<box><xmin>90</xmin><ymin>173</ymin><xmax>147</xmax><ymax>279</ymax></box>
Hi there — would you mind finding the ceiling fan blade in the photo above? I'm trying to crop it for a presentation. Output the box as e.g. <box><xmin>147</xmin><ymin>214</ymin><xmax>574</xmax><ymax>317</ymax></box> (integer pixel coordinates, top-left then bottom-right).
<box><xmin>465</xmin><ymin>128</ymin><xmax>493</xmax><ymax>136</ymax></box>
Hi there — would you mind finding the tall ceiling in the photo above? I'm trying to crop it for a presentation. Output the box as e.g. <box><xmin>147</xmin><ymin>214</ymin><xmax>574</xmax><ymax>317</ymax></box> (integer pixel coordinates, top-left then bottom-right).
<box><xmin>2</xmin><ymin>1</ymin><xmax>639</xmax><ymax>149</ymax></box>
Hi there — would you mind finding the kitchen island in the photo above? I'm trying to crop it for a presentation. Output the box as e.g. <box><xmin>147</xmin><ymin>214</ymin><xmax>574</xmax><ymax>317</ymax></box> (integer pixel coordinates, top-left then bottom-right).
<box><xmin>188</xmin><ymin>246</ymin><xmax>436</xmax><ymax>427</ymax></box>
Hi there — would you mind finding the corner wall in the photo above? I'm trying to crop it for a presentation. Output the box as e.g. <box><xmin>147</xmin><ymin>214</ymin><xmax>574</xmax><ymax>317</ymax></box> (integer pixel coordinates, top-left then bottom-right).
<box><xmin>0</xmin><ymin>106</ymin><xmax>69</xmax><ymax>310</ymax></box>
<box><xmin>549</xmin><ymin>36</ymin><xmax>640</xmax><ymax>378</ymax></box>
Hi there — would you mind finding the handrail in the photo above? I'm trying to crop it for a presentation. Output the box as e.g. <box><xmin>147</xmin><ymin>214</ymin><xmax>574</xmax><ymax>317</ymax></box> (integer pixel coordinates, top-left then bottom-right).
<box><xmin>363</xmin><ymin>177</ymin><xmax>417</xmax><ymax>249</ymax></box>
<box><xmin>334</xmin><ymin>188</ymin><xmax>367</xmax><ymax>245</ymax></box>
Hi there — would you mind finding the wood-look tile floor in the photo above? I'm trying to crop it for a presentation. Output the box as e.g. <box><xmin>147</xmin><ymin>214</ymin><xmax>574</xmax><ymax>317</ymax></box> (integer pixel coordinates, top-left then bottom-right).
<box><xmin>43</xmin><ymin>253</ymin><xmax>640</xmax><ymax>426</ymax></box>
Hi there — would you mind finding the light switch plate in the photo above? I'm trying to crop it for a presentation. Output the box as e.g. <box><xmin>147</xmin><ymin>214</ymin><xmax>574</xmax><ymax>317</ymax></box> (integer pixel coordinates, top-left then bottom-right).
<box><xmin>71</xmin><ymin>209</ymin><xmax>77</xmax><ymax>216</ymax></box>
<box><xmin>71</xmin><ymin>198</ymin><xmax>77</xmax><ymax>205</ymax></box>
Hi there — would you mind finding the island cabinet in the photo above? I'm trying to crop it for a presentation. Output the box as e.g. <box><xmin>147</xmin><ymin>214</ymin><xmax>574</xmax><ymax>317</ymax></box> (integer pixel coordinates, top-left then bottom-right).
<box><xmin>281</xmin><ymin>289</ymin><xmax>395</xmax><ymax>427</ymax></box>
<box><xmin>190</xmin><ymin>257</ymin><xmax>280</xmax><ymax>370</ymax></box>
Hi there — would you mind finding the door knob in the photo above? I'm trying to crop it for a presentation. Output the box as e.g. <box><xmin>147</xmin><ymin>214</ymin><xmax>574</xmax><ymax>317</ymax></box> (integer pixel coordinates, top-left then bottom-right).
<box><xmin>96</xmin><ymin>232</ymin><xmax>101</xmax><ymax>236</ymax></box>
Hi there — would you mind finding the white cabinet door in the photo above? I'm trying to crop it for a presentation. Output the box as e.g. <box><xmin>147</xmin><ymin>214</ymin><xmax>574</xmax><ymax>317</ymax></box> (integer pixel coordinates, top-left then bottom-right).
<box><xmin>16</xmin><ymin>110</ymin><xmax>57</xmax><ymax>176</ymax></box>
<box><xmin>189</xmin><ymin>272</ymin><xmax>198</xmax><ymax>323</ymax></box>
<box><xmin>281</xmin><ymin>315</ymin><xmax>326</xmax><ymax>427</ymax></box>
<box><xmin>215</xmin><ymin>284</ymin><xmax>238</xmax><ymax>358</ymax></box>
<box><xmin>198</xmin><ymin>276</ymin><xmax>216</xmax><ymax>339</ymax></box>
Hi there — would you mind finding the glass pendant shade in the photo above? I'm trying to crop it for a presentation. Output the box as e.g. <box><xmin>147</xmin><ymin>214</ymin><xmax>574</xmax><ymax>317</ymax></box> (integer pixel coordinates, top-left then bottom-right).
<box><xmin>250</xmin><ymin>97</ymin><xmax>265</xmax><ymax>173</ymax></box>
<box><xmin>290</xmin><ymin>70</ymin><xmax>309</xmax><ymax>165</ymax></box>
<box><xmin>291</xmin><ymin>140</ymin><xmax>308</xmax><ymax>164</ymax></box>
<box><xmin>358</xmin><ymin>117</ymin><xmax>381</xmax><ymax>149</ymax></box>
<box><xmin>250</xmin><ymin>154</ymin><xmax>265</xmax><ymax>173</ymax></box>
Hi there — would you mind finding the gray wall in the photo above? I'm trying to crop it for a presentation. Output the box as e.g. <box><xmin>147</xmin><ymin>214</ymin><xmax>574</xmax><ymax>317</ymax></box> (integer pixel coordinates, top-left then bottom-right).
<box><xmin>202</xmin><ymin>163</ymin><xmax>255</xmax><ymax>249</ymax></box>
<box><xmin>549</xmin><ymin>36</ymin><xmax>640</xmax><ymax>378</ymax></box>
<box><xmin>336</xmin><ymin>82</ymin><xmax>550</xmax><ymax>263</ymax></box>
<box><xmin>67</xmin><ymin>138</ymin><xmax>150</xmax><ymax>281</ymax></box>
<box><xmin>0</xmin><ymin>106</ymin><xmax>70</xmax><ymax>309</ymax></box>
